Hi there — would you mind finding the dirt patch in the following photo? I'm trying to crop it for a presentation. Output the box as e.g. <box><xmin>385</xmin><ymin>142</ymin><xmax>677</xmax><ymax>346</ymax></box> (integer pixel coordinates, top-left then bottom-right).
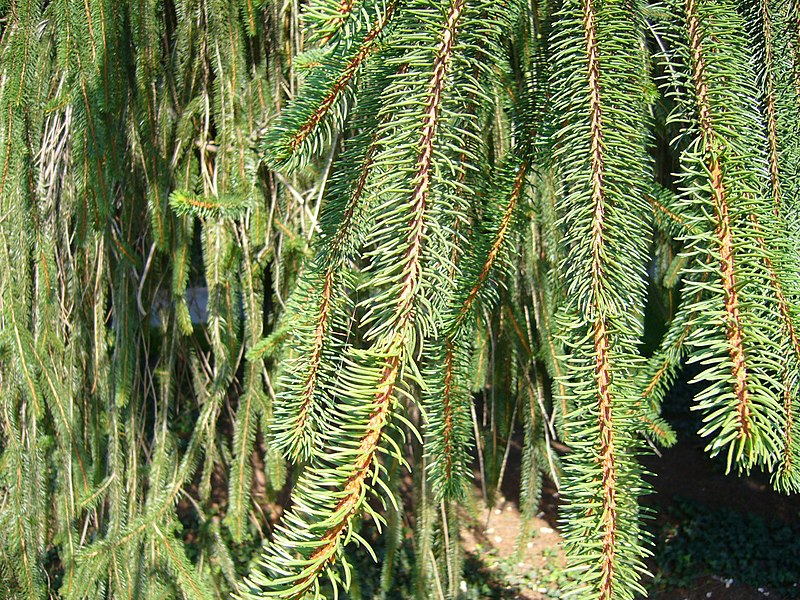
<box><xmin>461</xmin><ymin>492</ymin><xmax>564</xmax><ymax>599</ymax></box>
<box><xmin>650</xmin><ymin>575</ymin><xmax>773</xmax><ymax>600</ymax></box>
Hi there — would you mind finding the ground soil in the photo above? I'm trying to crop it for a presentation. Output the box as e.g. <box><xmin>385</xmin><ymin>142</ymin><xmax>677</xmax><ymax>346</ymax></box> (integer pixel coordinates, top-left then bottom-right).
<box><xmin>459</xmin><ymin>424</ymin><xmax>800</xmax><ymax>600</ymax></box>
<box><xmin>461</xmin><ymin>486</ymin><xmax>562</xmax><ymax>599</ymax></box>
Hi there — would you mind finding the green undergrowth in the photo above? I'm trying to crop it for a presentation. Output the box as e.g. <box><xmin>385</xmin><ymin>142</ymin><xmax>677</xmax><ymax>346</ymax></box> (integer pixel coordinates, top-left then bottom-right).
<box><xmin>461</xmin><ymin>545</ymin><xmax>573</xmax><ymax>599</ymax></box>
<box><xmin>649</xmin><ymin>497</ymin><xmax>800</xmax><ymax>598</ymax></box>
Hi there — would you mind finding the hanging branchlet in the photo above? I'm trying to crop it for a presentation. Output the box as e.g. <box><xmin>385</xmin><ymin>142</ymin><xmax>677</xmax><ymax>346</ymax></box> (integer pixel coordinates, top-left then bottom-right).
<box><xmin>240</xmin><ymin>0</ymin><xmax>475</xmax><ymax>595</ymax></box>
<box><xmin>425</xmin><ymin>154</ymin><xmax>530</xmax><ymax>501</ymax></box>
<box><xmin>262</xmin><ymin>0</ymin><xmax>397</xmax><ymax>171</ymax></box>
<box><xmin>549</xmin><ymin>1</ymin><xmax>655</xmax><ymax>597</ymax></box>
<box><xmin>267</xmin><ymin>70</ymin><xmax>397</xmax><ymax>462</ymax></box>
<box><xmin>664</xmin><ymin>0</ymin><xmax>788</xmax><ymax>474</ymax></box>
<box><xmin>740</xmin><ymin>0</ymin><xmax>800</xmax><ymax>491</ymax></box>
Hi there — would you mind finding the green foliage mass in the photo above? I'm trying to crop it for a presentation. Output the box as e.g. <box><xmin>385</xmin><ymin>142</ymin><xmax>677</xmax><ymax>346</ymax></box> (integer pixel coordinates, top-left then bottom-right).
<box><xmin>1</xmin><ymin>0</ymin><xmax>799</xmax><ymax>599</ymax></box>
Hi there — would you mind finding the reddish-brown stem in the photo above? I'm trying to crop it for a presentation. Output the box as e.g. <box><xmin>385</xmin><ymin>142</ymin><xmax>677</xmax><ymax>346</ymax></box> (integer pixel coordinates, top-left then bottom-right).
<box><xmin>582</xmin><ymin>0</ymin><xmax>617</xmax><ymax>594</ymax></box>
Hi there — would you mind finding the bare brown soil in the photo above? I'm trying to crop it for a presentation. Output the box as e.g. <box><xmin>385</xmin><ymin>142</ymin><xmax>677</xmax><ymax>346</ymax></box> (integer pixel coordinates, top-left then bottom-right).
<box><xmin>461</xmin><ymin>490</ymin><xmax>563</xmax><ymax>599</ymax></box>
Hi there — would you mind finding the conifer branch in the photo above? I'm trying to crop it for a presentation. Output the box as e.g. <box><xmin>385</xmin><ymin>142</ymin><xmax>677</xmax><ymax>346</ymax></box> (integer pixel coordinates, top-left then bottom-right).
<box><xmin>440</xmin><ymin>340</ymin><xmax>457</xmax><ymax>480</ymax></box>
<box><xmin>674</xmin><ymin>0</ymin><xmax>787</xmax><ymax>471</ymax></box>
<box><xmin>306</xmin><ymin>0</ymin><xmax>467</xmax><ymax>562</ymax></box>
<box><xmin>760</xmin><ymin>0</ymin><xmax>782</xmax><ymax>213</ymax></box>
<box><xmin>264</xmin><ymin>1</ymin><xmax>397</xmax><ymax>170</ymax></box>
<box><xmin>227</xmin><ymin>231</ymin><xmax>266</xmax><ymax>541</ymax></box>
<box><xmin>427</xmin><ymin>155</ymin><xmax>528</xmax><ymax>500</ymax></box>
<box><xmin>749</xmin><ymin>212</ymin><xmax>800</xmax><ymax>487</ymax></box>
<box><xmin>268</xmin><ymin>85</ymin><xmax>398</xmax><ymax>458</ymax></box>
<box><xmin>582</xmin><ymin>2</ymin><xmax>619</xmax><ymax>592</ymax></box>
<box><xmin>242</xmin><ymin>1</ymin><xmax>466</xmax><ymax>595</ymax></box>
<box><xmin>528</xmin><ymin>246</ymin><xmax>570</xmax><ymax>439</ymax></box>
<box><xmin>744</xmin><ymin>0</ymin><xmax>800</xmax><ymax>489</ymax></box>
<box><xmin>278</xmin><ymin>143</ymin><xmax>377</xmax><ymax>460</ymax></box>
<box><xmin>289</xmin><ymin>4</ymin><xmax>393</xmax><ymax>154</ymax></box>
<box><xmin>686</xmin><ymin>0</ymin><xmax>752</xmax><ymax>439</ymax></box>
<box><xmin>552</xmin><ymin>1</ymin><xmax>653</xmax><ymax>597</ymax></box>
<box><xmin>455</xmin><ymin>160</ymin><xmax>528</xmax><ymax>330</ymax></box>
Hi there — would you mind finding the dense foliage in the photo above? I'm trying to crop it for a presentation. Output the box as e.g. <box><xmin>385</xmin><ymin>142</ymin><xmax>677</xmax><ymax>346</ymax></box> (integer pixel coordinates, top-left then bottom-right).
<box><xmin>0</xmin><ymin>0</ymin><xmax>798</xmax><ymax>599</ymax></box>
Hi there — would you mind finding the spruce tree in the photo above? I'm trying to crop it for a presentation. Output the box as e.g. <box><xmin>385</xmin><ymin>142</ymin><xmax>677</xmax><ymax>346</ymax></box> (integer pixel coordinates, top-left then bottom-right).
<box><xmin>1</xmin><ymin>1</ymin><xmax>798</xmax><ymax>599</ymax></box>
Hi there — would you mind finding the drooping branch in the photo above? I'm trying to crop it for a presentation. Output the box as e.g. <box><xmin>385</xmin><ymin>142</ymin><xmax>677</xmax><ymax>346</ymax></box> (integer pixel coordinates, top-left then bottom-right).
<box><xmin>685</xmin><ymin>0</ymin><xmax>752</xmax><ymax>439</ymax></box>
<box><xmin>582</xmin><ymin>2</ymin><xmax>620</xmax><ymax>593</ymax></box>
<box><xmin>265</xmin><ymin>2</ymin><xmax>397</xmax><ymax>169</ymax></box>
<box><xmin>299</xmin><ymin>0</ymin><xmax>466</xmax><ymax>564</ymax></box>
<box><xmin>241</xmin><ymin>1</ymin><xmax>466</xmax><ymax>595</ymax></box>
